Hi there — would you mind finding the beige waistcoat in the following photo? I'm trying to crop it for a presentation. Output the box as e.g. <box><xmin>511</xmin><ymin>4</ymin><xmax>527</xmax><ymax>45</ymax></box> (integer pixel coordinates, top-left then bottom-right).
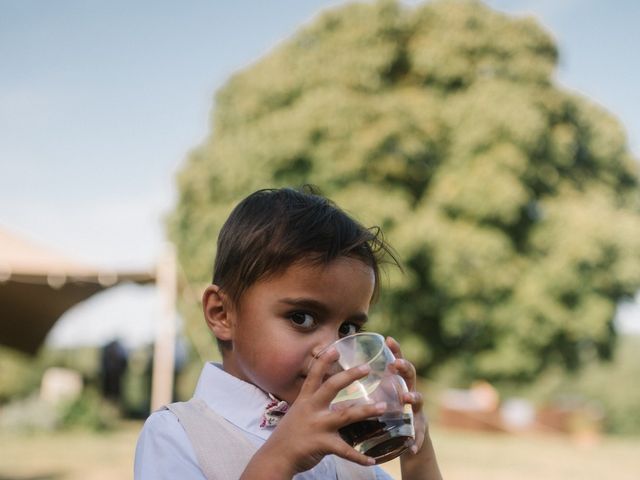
<box><xmin>165</xmin><ymin>398</ymin><xmax>377</xmax><ymax>480</ymax></box>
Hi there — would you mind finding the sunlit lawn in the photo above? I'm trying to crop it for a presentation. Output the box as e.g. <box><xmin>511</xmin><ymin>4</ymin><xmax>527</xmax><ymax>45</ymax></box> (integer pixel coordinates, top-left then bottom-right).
<box><xmin>1</xmin><ymin>422</ymin><xmax>639</xmax><ymax>480</ymax></box>
<box><xmin>428</xmin><ymin>428</ymin><xmax>640</xmax><ymax>480</ymax></box>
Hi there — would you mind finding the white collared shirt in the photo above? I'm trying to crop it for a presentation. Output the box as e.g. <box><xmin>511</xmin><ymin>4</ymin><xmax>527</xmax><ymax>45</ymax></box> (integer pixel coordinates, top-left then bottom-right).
<box><xmin>134</xmin><ymin>362</ymin><xmax>392</xmax><ymax>480</ymax></box>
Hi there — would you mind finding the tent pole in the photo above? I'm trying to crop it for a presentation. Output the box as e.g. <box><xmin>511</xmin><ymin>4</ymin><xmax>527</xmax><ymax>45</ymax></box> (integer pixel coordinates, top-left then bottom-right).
<box><xmin>150</xmin><ymin>243</ymin><xmax>177</xmax><ymax>411</ymax></box>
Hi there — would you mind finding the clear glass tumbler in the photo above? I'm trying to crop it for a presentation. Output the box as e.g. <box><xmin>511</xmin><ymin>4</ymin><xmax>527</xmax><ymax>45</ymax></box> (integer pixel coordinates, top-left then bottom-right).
<box><xmin>320</xmin><ymin>332</ymin><xmax>415</xmax><ymax>464</ymax></box>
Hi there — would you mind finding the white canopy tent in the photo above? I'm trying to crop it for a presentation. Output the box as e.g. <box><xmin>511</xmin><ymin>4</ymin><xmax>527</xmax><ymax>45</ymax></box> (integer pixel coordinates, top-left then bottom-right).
<box><xmin>0</xmin><ymin>228</ymin><xmax>155</xmax><ymax>353</ymax></box>
<box><xmin>0</xmin><ymin>228</ymin><xmax>177</xmax><ymax>409</ymax></box>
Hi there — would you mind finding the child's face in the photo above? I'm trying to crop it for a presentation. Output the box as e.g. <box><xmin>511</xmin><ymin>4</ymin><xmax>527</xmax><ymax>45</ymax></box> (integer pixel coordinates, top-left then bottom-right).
<box><xmin>221</xmin><ymin>256</ymin><xmax>375</xmax><ymax>404</ymax></box>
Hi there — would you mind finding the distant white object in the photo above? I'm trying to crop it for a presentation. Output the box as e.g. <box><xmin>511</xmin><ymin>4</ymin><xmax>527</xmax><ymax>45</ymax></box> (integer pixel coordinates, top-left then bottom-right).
<box><xmin>40</xmin><ymin>367</ymin><xmax>83</xmax><ymax>405</ymax></box>
<box><xmin>501</xmin><ymin>398</ymin><xmax>536</xmax><ymax>430</ymax></box>
<box><xmin>615</xmin><ymin>294</ymin><xmax>640</xmax><ymax>334</ymax></box>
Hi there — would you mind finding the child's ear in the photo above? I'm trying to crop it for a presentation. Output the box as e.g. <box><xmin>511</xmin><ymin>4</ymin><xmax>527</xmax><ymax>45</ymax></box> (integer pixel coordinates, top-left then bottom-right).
<box><xmin>202</xmin><ymin>284</ymin><xmax>234</xmax><ymax>341</ymax></box>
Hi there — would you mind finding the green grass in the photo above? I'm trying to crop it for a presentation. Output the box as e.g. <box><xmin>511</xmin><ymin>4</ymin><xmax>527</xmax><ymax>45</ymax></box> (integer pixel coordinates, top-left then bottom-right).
<box><xmin>1</xmin><ymin>422</ymin><xmax>638</xmax><ymax>480</ymax></box>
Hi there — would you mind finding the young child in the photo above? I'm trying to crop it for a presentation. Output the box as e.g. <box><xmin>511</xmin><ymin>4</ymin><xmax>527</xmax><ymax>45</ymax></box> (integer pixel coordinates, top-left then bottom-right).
<box><xmin>134</xmin><ymin>187</ymin><xmax>442</xmax><ymax>480</ymax></box>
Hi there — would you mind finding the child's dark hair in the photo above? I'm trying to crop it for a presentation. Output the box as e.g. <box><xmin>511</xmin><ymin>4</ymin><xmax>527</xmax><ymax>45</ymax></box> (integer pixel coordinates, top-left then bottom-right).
<box><xmin>212</xmin><ymin>186</ymin><xmax>399</xmax><ymax>307</ymax></box>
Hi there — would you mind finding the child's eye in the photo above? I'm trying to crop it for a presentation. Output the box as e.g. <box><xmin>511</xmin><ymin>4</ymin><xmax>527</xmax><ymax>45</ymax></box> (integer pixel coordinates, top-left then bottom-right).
<box><xmin>339</xmin><ymin>322</ymin><xmax>360</xmax><ymax>337</ymax></box>
<box><xmin>290</xmin><ymin>312</ymin><xmax>316</xmax><ymax>329</ymax></box>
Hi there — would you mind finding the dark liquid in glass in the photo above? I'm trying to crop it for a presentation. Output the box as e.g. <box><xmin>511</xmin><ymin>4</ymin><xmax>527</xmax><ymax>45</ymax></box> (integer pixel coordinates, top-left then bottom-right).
<box><xmin>338</xmin><ymin>413</ymin><xmax>413</xmax><ymax>464</ymax></box>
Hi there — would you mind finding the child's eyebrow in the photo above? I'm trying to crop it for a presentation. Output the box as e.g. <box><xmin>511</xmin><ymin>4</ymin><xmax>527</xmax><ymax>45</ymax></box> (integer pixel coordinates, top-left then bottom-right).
<box><xmin>278</xmin><ymin>297</ymin><xmax>368</xmax><ymax>324</ymax></box>
<box><xmin>279</xmin><ymin>297</ymin><xmax>330</xmax><ymax>315</ymax></box>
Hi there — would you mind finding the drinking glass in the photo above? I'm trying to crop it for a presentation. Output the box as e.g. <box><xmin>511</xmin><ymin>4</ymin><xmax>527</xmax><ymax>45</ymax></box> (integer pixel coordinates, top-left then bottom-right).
<box><xmin>319</xmin><ymin>332</ymin><xmax>415</xmax><ymax>464</ymax></box>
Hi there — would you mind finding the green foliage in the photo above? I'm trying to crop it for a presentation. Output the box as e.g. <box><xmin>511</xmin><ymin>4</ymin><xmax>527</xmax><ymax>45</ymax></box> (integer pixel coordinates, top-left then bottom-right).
<box><xmin>0</xmin><ymin>344</ymin><xmax>148</xmax><ymax>427</ymax></box>
<box><xmin>40</xmin><ymin>346</ymin><xmax>101</xmax><ymax>379</ymax></box>
<box><xmin>493</xmin><ymin>335</ymin><xmax>640</xmax><ymax>434</ymax></box>
<box><xmin>59</xmin><ymin>387</ymin><xmax>120</xmax><ymax>431</ymax></box>
<box><xmin>0</xmin><ymin>346</ymin><xmax>44</xmax><ymax>403</ymax></box>
<box><xmin>584</xmin><ymin>335</ymin><xmax>640</xmax><ymax>435</ymax></box>
<box><xmin>169</xmin><ymin>0</ymin><xmax>640</xmax><ymax>382</ymax></box>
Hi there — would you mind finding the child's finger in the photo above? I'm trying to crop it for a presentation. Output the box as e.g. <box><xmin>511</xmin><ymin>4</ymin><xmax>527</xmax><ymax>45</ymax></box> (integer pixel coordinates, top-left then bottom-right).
<box><xmin>402</xmin><ymin>391</ymin><xmax>424</xmax><ymax>412</ymax></box>
<box><xmin>314</xmin><ymin>363</ymin><xmax>372</xmax><ymax>405</ymax></box>
<box><xmin>391</xmin><ymin>357</ymin><xmax>417</xmax><ymax>392</ymax></box>
<box><xmin>408</xmin><ymin>411</ymin><xmax>427</xmax><ymax>454</ymax></box>
<box><xmin>331</xmin><ymin>440</ymin><xmax>377</xmax><ymax>467</ymax></box>
<box><xmin>328</xmin><ymin>399</ymin><xmax>388</xmax><ymax>430</ymax></box>
<box><xmin>299</xmin><ymin>347</ymin><xmax>339</xmax><ymax>397</ymax></box>
<box><xmin>411</xmin><ymin>425</ymin><xmax>425</xmax><ymax>454</ymax></box>
<box><xmin>385</xmin><ymin>336</ymin><xmax>404</xmax><ymax>359</ymax></box>
<box><xmin>401</xmin><ymin>392</ymin><xmax>427</xmax><ymax>456</ymax></box>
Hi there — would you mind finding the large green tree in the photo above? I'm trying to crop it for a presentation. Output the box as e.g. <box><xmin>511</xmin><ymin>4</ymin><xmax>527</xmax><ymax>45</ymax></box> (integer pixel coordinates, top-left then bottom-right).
<box><xmin>170</xmin><ymin>0</ymin><xmax>640</xmax><ymax>381</ymax></box>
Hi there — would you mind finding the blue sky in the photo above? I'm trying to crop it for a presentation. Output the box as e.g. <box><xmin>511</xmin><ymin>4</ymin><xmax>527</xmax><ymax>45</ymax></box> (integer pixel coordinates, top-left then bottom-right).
<box><xmin>1</xmin><ymin>0</ymin><xmax>638</xmax><ymax>345</ymax></box>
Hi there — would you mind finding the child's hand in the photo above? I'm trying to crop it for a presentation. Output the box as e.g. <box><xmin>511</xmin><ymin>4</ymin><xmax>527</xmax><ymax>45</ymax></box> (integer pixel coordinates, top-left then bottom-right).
<box><xmin>385</xmin><ymin>336</ymin><xmax>426</xmax><ymax>454</ymax></box>
<box><xmin>386</xmin><ymin>336</ymin><xmax>443</xmax><ymax>480</ymax></box>
<box><xmin>241</xmin><ymin>347</ymin><xmax>385</xmax><ymax>479</ymax></box>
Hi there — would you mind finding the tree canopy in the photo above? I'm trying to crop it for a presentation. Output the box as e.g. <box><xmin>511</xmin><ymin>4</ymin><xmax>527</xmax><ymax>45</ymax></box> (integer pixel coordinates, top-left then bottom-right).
<box><xmin>169</xmin><ymin>0</ymin><xmax>640</xmax><ymax>381</ymax></box>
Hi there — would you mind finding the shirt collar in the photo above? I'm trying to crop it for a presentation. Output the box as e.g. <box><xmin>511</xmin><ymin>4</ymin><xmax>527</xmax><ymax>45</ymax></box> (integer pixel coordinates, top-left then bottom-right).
<box><xmin>193</xmin><ymin>362</ymin><xmax>272</xmax><ymax>440</ymax></box>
